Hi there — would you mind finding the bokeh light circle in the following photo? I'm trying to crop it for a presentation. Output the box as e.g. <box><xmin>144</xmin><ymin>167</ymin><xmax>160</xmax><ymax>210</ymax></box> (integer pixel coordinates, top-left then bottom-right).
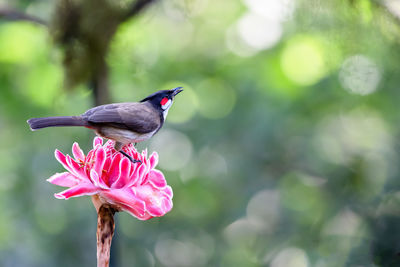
<box><xmin>155</xmin><ymin>238</ymin><xmax>206</xmax><ymax>267</ymax></box>
<box><xmin>225</xmin><ymin>25</ymin><xmax>259</xmax><ymax>57</ymax></box>
<box><xmin>270</xmin><ymin>247</ymin><xmax>309</xmax><ymax>267</ymax></box>
<box><xmin>314</xmin><ymin>110</ymin><xmax>391</xmax><ymax>165</ymax></box>
<box><xmin>237</xmin><ymin>12</ymin><xmax>283</xmax><ymax>51</ymax></box>
<box><xmin>243</xmin><ymin>0</ymin><xmax>295</xmax><ymax>22</ymax></box>
<box><xmin>246</xmin><ymin>190</ymin><xmax>280</xmax><ymax>222</ymax></box>
<box><xmin>0</xmin><ymin>22</ymin><xmax>47</xmax><ymax>64</ymax></box>
<box><xmin>196</xmin><ymin>78</ymin><xmax>236</xmax><ymax>119</ymax></box>
<box><xmin>323</xmin><ymin>209</ymin><xmax>362</xmax><ymax>236</ymax></box>
<box><xmin>339</xmin><ymin>54</ymin><xmax>381</xmax><ymax>95</ymax></box>
<box><xmin>149</xmin><ymin>129</ymin><xmax>193</xmax><ymax>171</ymax></box>
<box><xmin>385</xmin><ymin>0</ymin><xmax>400</xmax><ymax>18</ymax></box>
<box><xmin>281</xmin><ymin>36</ymin><xmax>328</xmax><ymax>86</ymax></box>
<box><xmin>246</xmin><ymin>190</ymin><xmax>280</xmax><ymax>232</ymax></box>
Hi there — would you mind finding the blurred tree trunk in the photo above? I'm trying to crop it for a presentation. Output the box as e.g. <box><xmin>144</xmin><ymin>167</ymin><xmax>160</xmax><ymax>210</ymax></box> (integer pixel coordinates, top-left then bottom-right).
<box><xmin>91</xmin><ymin>61</ymin><xmax>111</xmax><ymax>106</ymax></box>
<box><xmin>52</xmin><ymin>0</ymin><xmax>157</xmax><ymax>105</ymax></box>
<box><xmin>1</xmin><ymin>0</ymin><xmax>157</xmax><ymax>106</ymax></box>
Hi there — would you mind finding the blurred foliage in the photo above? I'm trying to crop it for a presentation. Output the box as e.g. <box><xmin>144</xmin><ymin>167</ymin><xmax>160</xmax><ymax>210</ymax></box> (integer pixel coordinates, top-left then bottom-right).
<box><xmin>1</xmin><ymin>0</ymin><xmax>400</xmax><ymax>266</ymax></box>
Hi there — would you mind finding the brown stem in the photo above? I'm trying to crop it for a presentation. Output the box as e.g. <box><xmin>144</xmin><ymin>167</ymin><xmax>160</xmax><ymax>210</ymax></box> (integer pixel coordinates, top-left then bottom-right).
<box><xmin>94</xmin><ymin>196</ymin><xmax>116</xmax><ymax>267</ymax></box>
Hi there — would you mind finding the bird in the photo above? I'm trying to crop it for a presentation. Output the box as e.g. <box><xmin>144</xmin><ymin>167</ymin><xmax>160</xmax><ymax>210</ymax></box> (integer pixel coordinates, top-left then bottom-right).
<box><xmin>27</xmin><ymin>87</ymin><xmax>183</xmax><ymax>163</ymax></box>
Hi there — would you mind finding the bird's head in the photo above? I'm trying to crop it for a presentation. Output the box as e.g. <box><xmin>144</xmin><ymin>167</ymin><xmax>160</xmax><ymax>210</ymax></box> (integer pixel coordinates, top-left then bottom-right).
<box><xmin>141</xmin><ymin>87</ymin><xmax>183</xmax><ymax>117</ymax></box>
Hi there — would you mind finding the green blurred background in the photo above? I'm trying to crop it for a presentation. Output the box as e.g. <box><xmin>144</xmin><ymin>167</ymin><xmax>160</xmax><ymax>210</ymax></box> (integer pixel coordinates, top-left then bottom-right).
<box><xmin>1</xmin><ymin>0</ymin><xmax>400</xmax><ymax>266</ymax></box>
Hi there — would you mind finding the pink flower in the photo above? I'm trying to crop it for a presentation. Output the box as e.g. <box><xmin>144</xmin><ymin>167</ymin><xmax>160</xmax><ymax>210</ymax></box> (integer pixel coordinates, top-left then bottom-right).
<box><xmin>48</xmin><ymin>137</ymin><xmax>173</xmax><ymax>220</ymax></box>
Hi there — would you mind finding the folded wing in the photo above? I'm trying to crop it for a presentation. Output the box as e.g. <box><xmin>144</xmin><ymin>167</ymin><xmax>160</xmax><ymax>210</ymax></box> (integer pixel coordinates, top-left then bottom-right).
<box><xmin>83</xmin><ymin>103</ymin><xmax>160</xmax><ymax>134</ymax></box>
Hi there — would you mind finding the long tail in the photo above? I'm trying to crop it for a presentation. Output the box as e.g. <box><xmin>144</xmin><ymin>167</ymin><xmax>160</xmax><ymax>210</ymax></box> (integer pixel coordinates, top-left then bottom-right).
<box><xmin>27</xmin><ymin>116</ymin><xmax>88</xmax><ymax>131</ymax></box>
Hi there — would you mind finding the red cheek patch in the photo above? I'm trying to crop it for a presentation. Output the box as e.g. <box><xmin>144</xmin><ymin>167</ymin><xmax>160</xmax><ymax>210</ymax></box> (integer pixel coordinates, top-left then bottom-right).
<box><xmin>160</xmin><ymin>97</ymin><xmax>168</xmax><ymax>105</ymax></box>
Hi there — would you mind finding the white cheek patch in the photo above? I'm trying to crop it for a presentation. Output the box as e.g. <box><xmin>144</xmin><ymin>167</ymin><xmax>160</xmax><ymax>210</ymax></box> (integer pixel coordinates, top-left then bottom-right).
<box><xmin>162</xmin><ymin>99</ymin><xmax>172</xmax><ymax>119</ymax></box>
<box><xmin>162</xmin><ymin>99</ymin><xmax>172</xmax><ymax>110</ymax></box>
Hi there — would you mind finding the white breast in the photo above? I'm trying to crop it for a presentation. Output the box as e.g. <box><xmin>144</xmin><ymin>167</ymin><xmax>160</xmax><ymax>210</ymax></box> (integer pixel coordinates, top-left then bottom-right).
<box><xmin>163</xmin><ymin>109</ymin><xmax>169</xmax><ymax>120</ymax></box>
<box><xmin>97</xmin><ymin>127</ymin><xmax>157</xmax><ymax>144</ymax></box>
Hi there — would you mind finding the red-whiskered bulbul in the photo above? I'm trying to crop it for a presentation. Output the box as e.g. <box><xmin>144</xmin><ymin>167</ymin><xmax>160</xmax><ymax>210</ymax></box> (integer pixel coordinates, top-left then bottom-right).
<box><xmin>27</xmin><ymin>87</ymin><xmax>183</xmax><ymax>163</ymax></box>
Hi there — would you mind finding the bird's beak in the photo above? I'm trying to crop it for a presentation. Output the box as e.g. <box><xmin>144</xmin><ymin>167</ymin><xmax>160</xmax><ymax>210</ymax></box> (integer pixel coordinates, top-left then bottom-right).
<box><xmin>172</xmin><ymin>87</ymin><xmax>183</xmax><ymax>96</ymax></box>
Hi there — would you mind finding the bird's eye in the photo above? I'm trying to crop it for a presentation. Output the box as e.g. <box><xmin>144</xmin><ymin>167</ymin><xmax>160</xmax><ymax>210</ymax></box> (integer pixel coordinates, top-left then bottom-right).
<box><xmin>160</xmin><ymin>97</ymin><xmax>169</xmax><ymax>106</ymax></box>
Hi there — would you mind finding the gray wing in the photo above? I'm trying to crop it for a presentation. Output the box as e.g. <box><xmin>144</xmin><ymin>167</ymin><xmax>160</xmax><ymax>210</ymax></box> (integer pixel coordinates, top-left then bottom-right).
<box><xmin>82</xmin><ymin>102</ymin><xmax>160</xmax><ymax>134</ymax></box>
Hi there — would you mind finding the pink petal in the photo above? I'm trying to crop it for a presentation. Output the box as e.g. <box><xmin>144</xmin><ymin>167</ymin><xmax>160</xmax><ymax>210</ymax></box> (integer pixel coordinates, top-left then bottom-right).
<box><xmin>131</xmin><ymin>150</ymin><xmax>141</xmax><ymax>162</ymax></box>
<box><xmin>162</xmin><ymin>185</ymin><xmax>174</xmax><ymax>198</ymax></box>
<box><xmin>161</xmin><ymin>197</ymin><xmax>173</xmax><ymax>214</ymax></box>
<box><xmin>147</xmin><ymin>169</ymin><xmax>167</xmax><ymax>189</ymax></box>
<box><xmin>47</xmin><ymin>172</ymin><xmax>80</xmax><ymax>187</ymax></box>
<box><xmin>107</xmin><ymin>153</ymin><xmax>123</xmax><ymax>186</ymax></box>
<box><xmin>135</xmin><ymin>185</ymin><xmax>172</xmax><ymax>217</ymax></box>
<box><xmin>86</xmin><ymin>150</ymin><xmax>94</xmax><ymax>162</ymax></box>
<box><xmin>127</xmin><ymin>163</ymin><xmax>146</xmax><ymax>187</ymax></box>
<box><xmin>141</xmin><ymin>149</ymin><xmax>148</xmax><ymax>166</ymax></box>
<box><xmin>66</xmin><ymin>155</ymin><xmax>89</xmax><ymax>181</ymax></box>
<box><xmin>54</xmin><ymin>152</ymin><xmax>87</xmax><ymax>180</ymax></box>
<box><xmin>93</xmin><ymin>147</ymin><xmax>106</xmax><ymax>176</ymax></box>
<box><xmin>93</xmin><ymin>137</ymin><xmax>103</xmax><ymax>148</ymax></box>
<box><xmin>101</xmin><ymin>156</ymin><xmax>112</xmax><ymax>186</ymax></box>
<box><xmin>142</xmin><ymin>148</ymin><xmax>148</xmax><ymax>158</ymax></box>
<box><xmin>72</xmin><ymin>142</ymin><xmax>85</xmax><ymax>161</ymax></box>
<box><xmin>54</xmin><ymin>149</ymin><xmax>84</xmax><ymax>178</ymax></box>
<box><xmin>123</xmin><ymin>146</ymin><xmax>140</xmax><ymax>163</ymax></box>
<box><xmin>112</xmin><ymin>157</ymin><xmax>131</xmax><ymax>189</ymax></box>
<box><xmin>54</xmin><ymin>183</ymin><xmax>98</xmax><ymax>199</ymax></box>
<box><xmin>103</xmin><ymin>156</ymin><xmax>112</xmax><ymax>174</ymax></box>
<box><xmin>139</xmin><ymin>164</ymin><xmax>148</xmax><ymax>184</ymax></box>
<box><xmin>137</xmin><ymin>213</ymin><xmax>153</xmax><ymax>220</ymax></box>
<box><xmin>105</xmin><ymin>140</ymin><xmax>114</xmax><ymax>150</ymax></box>
<box><xmin>100</xmin><ymin>189</ymin><xmax>148</xmax><ymax>219</ymax></box>
<box><xmin>145</xmin><ymin>204</ymin><xmax>165</xmax><ymax>217</ymax></box>
<box><xmin>129</xmin><ymin>160</ymin><xmax>138</xmax><ymax>177</ymax></box>
<box><xmin>149</xmin><ymin>152</ymin><xmax>159</xmax><ymax>170</ymax></box>
<box><xmin>55</xmin><ymin>149</ymin><xmax>70</xmax><ymax>169</ymax></box>
<box><xmin>90</xmin><ymin>169</ymin><xmax>108</xmax><ymax>189</ymax></box>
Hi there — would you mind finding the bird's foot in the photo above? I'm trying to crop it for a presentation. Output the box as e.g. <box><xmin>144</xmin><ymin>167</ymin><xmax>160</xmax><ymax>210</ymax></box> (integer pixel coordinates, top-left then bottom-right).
<box><xmin>120</xmin><ymin>150</ymin><xmax>142</xmax><ymax>164</ymax></box>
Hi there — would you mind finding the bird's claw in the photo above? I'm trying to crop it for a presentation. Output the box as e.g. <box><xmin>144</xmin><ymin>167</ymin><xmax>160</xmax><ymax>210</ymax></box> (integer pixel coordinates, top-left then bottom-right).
<box><xmin>131</xmin><ymin>159</ymin><xmax>142</xmax><ymax>164</ymax></box>
<box><xmin>119</xmin><ymin>150</ymin><xmax>142</xmax><ymax>164</ymax></box>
